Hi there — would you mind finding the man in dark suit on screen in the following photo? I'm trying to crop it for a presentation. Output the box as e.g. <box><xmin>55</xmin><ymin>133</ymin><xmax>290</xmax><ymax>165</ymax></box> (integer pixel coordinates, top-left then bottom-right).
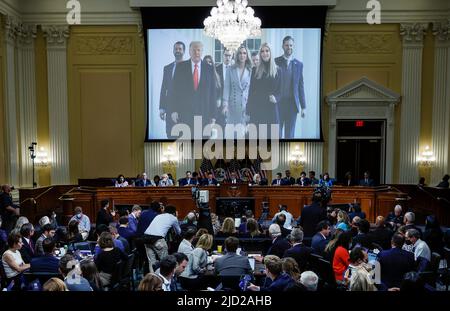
<box><xmin>275</xmin><ymin>36</ymin><xmax>306</xmax><ymax>139</ymax></box>
<box><xmin>169</xmin><ymin>41</ymin><xmax>217</xmax><ymax>137</ymax></box>
<box><xmin>159</xmin><ymin>41</ymin><xmax>185</xmax><ymax>139</ymax></box>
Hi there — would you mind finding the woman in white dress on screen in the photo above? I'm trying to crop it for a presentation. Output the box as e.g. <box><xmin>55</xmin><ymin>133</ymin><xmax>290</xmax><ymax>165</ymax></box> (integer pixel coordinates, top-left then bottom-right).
<box><xmin>222</xmin><ymin>45</ymin><xmax>253</xmax><ymax>139</ymax></box>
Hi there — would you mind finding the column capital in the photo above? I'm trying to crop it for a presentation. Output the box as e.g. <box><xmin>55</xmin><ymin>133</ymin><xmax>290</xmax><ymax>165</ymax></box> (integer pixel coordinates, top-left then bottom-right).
<box><xmin>432</xmin><ymin>19</ymin><xmax>450</xmax><ymax>43</ymax></box>
<box><xmin>400</xmin><ymin>23</ymin><xmax>428</xmax><ymax>45</ymax></box>
<box><xmin>17</xmin><ymin>23</ymin><xmax>37</xmax><ymax>48</ymax></box>
<box><xmin>42</xmin><ymin>25</ymin><xmax>70</xmax><ymax>47</ymax></box>
<box><xmin>3</xmin><ymin>15</ymin><xmax>19</xmax><ymax>45</ymax></box>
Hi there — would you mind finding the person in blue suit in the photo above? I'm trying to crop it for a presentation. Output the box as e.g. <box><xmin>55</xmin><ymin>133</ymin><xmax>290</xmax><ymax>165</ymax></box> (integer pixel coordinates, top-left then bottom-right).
<box><xmin>159</xmin><ymin>41</ymin><xmax>185</xmax><ymax>139</ymax></box>
<box><xmin>377</xmin><ymin>233</ymin><xmax>416</xmax><ymax>289</ymax></box>
<box><xmin>359</xmin><ymin>171</ymin><xmax>375</xmax><ymax>186</ymax></box>
<box><xmin>30</xmin><ymin>238</ymin><xmax>60</xmax><ymax>274</ymax></box>
<box><xmin>136</xmin><ymin>201</ymin><xmax>162</xmax><ymax>237</ymax></box>
<box><xmin>127</xmin><ymin>205</ymin><xmax>141</xmax><ymax>234</ymax></box>
<box><xmin>135</xmin><ymin>172</ymin><xmax>156</xmax><ymax>187</ymax></box>
<box><xmin>274</xmin><ymin>36</ymin><xmax>306</xmax><ymax>139</ymax></box>
<box><xmin>117</xmin><ymin>216</ymin><xmax>136</xmax><ymax>240</ymax></box>
<box><xmin>247</xmin><ymin>255</ymin><xmax>295</xmax><ymax>291</ymax></box>
<box><xmin>202</xmin><ymin>171</ymin><xmax>218</xmax><ymax>186</ymax></box>
<box><xmin>319</xmin><ymin>172</ymin><xmax>334</xmax><ymax>187</ymax></box>
<box><xmin>311</xmin><ymin>220</ymin><xmax>331</xmax><ymax>256</ymax></box>
<box><xmin>179</xmin><ymin>171</ymin><xmax>198</xmax><ymax>186</ymax></box>
<box><xmin>272</xmin><ymin>172</ymin><xmax>288</xmax><ymax>186</ymax></box>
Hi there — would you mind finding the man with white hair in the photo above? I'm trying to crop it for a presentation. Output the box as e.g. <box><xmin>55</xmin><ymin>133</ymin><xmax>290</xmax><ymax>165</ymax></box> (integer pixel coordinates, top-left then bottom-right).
<box><xmin>403</xmin><ymin>212</ymin><xmax>422</xmax><ymax>238</ymax></box>
<box><xmin>300</xmin><ymin>271</ymin><xmax>319</xmax><ymax>291</ymax></box>
<box><xmin>159</xmin><ymin>174</ymin><xmax>174</xmax><ymax>187</ymax></box>
<box><xmin>267</xmin><ymin>224</ymin><xmax>291</xmax><ymax>259</ymax></box>
<box><xmin>180</xmin><ymin>212</ymin><xmax>197</xmax><ymax>235</ymax></box>
<box><xmin>386</xmin><ymin>204</ymin><xmax>403</xmax><ymax>229</ymax></box>
<box><xmin>283</xmin><ymin>227</ymin><xmax>313</xmax><ymax>272</ymax></box>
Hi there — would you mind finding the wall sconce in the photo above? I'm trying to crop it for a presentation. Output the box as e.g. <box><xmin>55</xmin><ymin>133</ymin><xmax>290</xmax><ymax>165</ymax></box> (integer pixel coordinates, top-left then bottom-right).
<box><xmin>162</xmin><ymin>145</ymin><xmax>178</xmax><ymax>164</ymax></box>
<box><xmin>418</xmin><ymin>145</ymin><xmax>436</xmax><ymax>167</ymax></box>
<box><xmin>289</xmin><ymin>145</ymin><xmax>306</xmax><ymax>166</ymax></box>
<box><xmin>36</xmin><ymin>146</ymin><xmax>50</xmax><ymax>167</ymax></box>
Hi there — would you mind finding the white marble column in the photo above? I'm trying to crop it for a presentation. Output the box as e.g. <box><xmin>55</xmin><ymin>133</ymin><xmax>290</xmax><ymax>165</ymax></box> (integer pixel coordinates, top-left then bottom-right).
<box><xmin>398</xmin><ymin>23</ymin><xmax>427</xmax><ymax>184</ymax></box>
<box><xmin>43</xmin><ymin>26</ymin><xmax>70</xmax><ymax>185</ymax></box>
<box><xmin>144</xmin><ymin>142</ymin><xmax>164</xmax><ymax>177</ymax></box>
<box><xmin>431</xmin><ymin>20</ymin><xmax>450</xmax><ymax>185</ymax></box>
<box><xmin>305</xmin><ymin>142</ymin><xmax>324</xmax><ymax>175</ymax></box>
<box><xmin>3</xmin><ymin>16</ymin><xmax>19</xmax><ymax>186</ymax></box>
<box><xmin>176</xmin><ymin>141</ymin><xmax>195</xmax><ymax>180</ymax></box>
<box><xmin>17</xmin><ymin>24</ymin><xmax>38</xmax><ymax>187</ymax></box>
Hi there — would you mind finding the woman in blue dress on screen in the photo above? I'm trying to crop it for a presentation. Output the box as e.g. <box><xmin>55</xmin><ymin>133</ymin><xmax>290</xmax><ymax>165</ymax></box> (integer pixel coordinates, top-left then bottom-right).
<box><xmin>246</xmin><ymin>43</ymin><xmax>281</xmax><ymax>139</ymax></box>
<box><xmin>222</xmin><ymin>45</ymin><xmax>253</xmax><ymax>138</ymax></box>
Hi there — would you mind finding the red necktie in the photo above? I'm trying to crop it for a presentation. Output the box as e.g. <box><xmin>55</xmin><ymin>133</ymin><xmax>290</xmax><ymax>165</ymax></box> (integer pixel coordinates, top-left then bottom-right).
<box><xmin>193</xmin><ymin>64</ymin><xmax>199</xmax><ymax>90</ymax></box>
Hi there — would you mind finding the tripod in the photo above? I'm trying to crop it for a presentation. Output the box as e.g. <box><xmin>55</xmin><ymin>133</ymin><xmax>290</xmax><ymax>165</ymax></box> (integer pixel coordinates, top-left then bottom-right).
<box><xmin>28</xmin><ymin>142</ymin><xmax>37</xmax><ymax>188</ymax></box>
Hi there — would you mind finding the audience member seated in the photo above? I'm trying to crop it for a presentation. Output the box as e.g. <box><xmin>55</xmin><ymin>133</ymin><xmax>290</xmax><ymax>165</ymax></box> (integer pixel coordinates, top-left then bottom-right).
<box><xmin>385</xmin><ymin>204</ymin><xmax>404</xmax><ymax>230</ymax></box>
<box><xmin>359</xmin><ymin>171</ymin><xmax>375</xmax><ymax>186</ymax></box>
<box><xmin>157</xmin><ymin>255</ymin><xmax>178</xmax><ymax>291</ymax></box>
<box><xmin>345</xmin><ymin>247</ymin><xmax>377</xmax><ymax>291</ymax></box>
<box><xmin>296</xmin><ymin>171</ymin><xmax>310</xmax><ymax>186</ymax></box>
<box><xmin>283</xmin><ymin>170</ymin><xmax>296</xmax><ymax>185</ymax></box>
<box><xmin>11</xmin><ymin>216</ymin><xmax>29</xmax><ymax>235</ymax></box>
<box><xmin>96</xmin><ymin>199</ymin><xmax>115</xmax><ymax>230</ymax></box>
<box><xmin>348</xmin><ymin>204</ymin><xmax>366</xmax><ymax>220</ymax></box>
<box><xmin>43</xmin><ymin>278</ymin><xmax>68</xmax><ymax>291</ymax></box>
<box><xmin>94</xmin><ymin>224</ymin><xmax>125</xmax><ymax>257</ymax></box>
<box><xmin>138</xmin><ymin>273</ymin><xmax>163</xmax><ymax>291</ymax></box>
<box><xmin>33</xmin><ymin>215</ymin><xmax>57</xmax><ymax>243</ymax></box>
<box><xmin>283</xmin><ymin>228</ymin><xmax>313</xmax><ymax>272</ymax></box>
<box><xmin>19</xmin><ymin>223</ymin><xmax>35</xmax><ymax>264</ymax></box>
<box><xmin>210</xmin><ymin>213</ymin><xmax>221</xmax><ymax>235</ymax></box>
<box><xmin>180</xmin><ymin>212</ymin><xmax>197</xmax><ymax>235</ymax></box>
<box><xmin>30</xmin><ymin>238</ymin><xmax>60</xmax><ymax>273</ymax></box>
<box><xmin>273</xmin><ymin>214</ymin><xmax>291</xmax><ymax>238</ymax></box>
<box><xmin>178</xmin><ymin>228</ymin><xmax>196</xmax><ymax>256</ymax></box>
<box><xmin>298</xmin><ymin>191</ymin><xmax>328</xmax><ymax>237</ymax></box>
<box><xmin>377</xmin><ymin>233</ymin><xmax>415</xmax><ymax>289</ymax></box>
<box><xmin>319</xmin><ymin>172</ymin><xmax>334</xmax><ymax>187</ymax></box>
<box><xmin>267</xmin><ymin>224</ymin><xmax>291</xmax><ymax>259</ymax></box>
<box><xmin>159</xmin><ymin>174</ymin><xmax>174</xmax><ymax>186</ymax></box>
<box><xmin>403</xmin><ymin>212</ymin><xmax>422</xmax><ymax>237</ymax></box>
<box><xmin>59</xmin><ymin>254</ymin><xmax>93</xmax><ymax>291</ymax></box>
<box><xmin>281</xmin><ymin>257</ymin><xmax>301</xmax><ymax>282</ymax></box>
<box><xmin>272</xmin><ymin>172</ymin><xmax>287</xmax><ymax>186</ymax></box>
<box><xmin>143</xmin><ymin>205</ymin><xmax>181</xmax><ymax>273</ymax></box>
<box><xmin>80</xmin><ymin>258</ymin><xmax>103</xmax><ymax>291</ymax></box>
<box><xmin>247</xmin><ymin>255</ymin><xmax>295</xmax><ymax>291</ymax></box>
<box><xmin>69</xmin><ymin>206</ymin><xmax>90</xmax><ymax>240</ymax></box>
<box><xmin>192</xmin><ymin>228</ymin><xmax>209</xmax><ymax>246</ymax></box>
<box><xmin>179</xmin><ymin>233</ymin><xmax>213</xmax><ymax>290</ymax></box>
<box><xmin>329</xmin><ymin>231</ymin><xmax>352</xmax><ymax>283</ymax></box>
<box><xmin>300</xmin><ymin>271</ymin><xmax>319</xmax><ymax>291</ymax></box>
<box><xmin>2</xmin><ymin>232</ymin><xmax>30</xmax><ymax>289</ymax></box>
<box><xmin>136</xmin><ymin>201</ymin><xmax>161</xmax><ymax>237</ymax></box>
<box><xmin>179</xmin><ymin>171</ymin><xmax>198</xmax><ymax>186</ymax></box>
<box><xmin>170</xmin><ymin>252</ymin><xmax>189</xmax><ymax>291</ymax></box>
<box><xmin>95</xmin><ymin>232</ymin><xmax>128</xmax><ymax>286</ymax></box>
<box><xmin>403</xmin><ymin>228</ymin><xmax>431</xmax><ymax>271</ymax></box>
<box><xmin>117</xmin><ymin>216</ymin><xmax>135</xmax><ymax>241</ymax></box>
<box><xmin>423</xmin><ymin>215</ymin><xmax>443</xmax><ymax>254</ymax></box>
<box><xmin>216</xmin><ymin>217</ymin><xmax>238</xmax><ymax>238</ymax></box>
<box><xmin>335</xmin><ymin>210</ymin><xmax>351</xmax><ymax>232</ymax></box>
<box><xmin>311</xmin><ymin>220</ymin><xmax>331</xmax><ymax>256</ymax></box>
<box><xmin>436</xmin><ymin>174</ymin><xmax>450</xmax><ymax>188</ymax></box>
<box><xmin>114</xmin><ymin>174</ymin><xmax>129</xmax><ymax>187</ymax></box>
<box><xmin>109</xmin><ymin>225</ymin><xmax>130</xmax><ymax>254</ymax></box>
<box><xmin>35</xmin><ymin>224</ymin><xmax>56</xmax><ymax>256</ymax></box>
<box><xmin>135</xmin><ymin>172</ymin><xmax>156</xmax><ymax>187</ymax></box>
<box><xmin>368</xmin><ymin>216</ymin><xmax>393</xmax><ymax>250</ymax></box>
<box><xmin>272</xmin><ymin>205</ymin><xmax>293</xmax><ymax>230</ymax></box>
<box><xmin>352</xmin><ymin>219</ymin><xmax>373</xmax><ymax>249</ymax></box>
<box><xmin>67</xmin><ymin>220</ymin><xmax>83</xmax><ymax>244</ymax></box>
<box><xmin>241</xmin><ymin>218</ymin><xmax>265</xmax><ymax>238</ymax></box>
<box><xmin>214</xmin><ymin>236</ymin><xmax>252</xmax><ymax>276</ymax></box>
<box><xmin>394</xmin><ymin>271</ymin><xmax>427</xmax><ymax>292</ymax></box>
<box><xmin>202</xmin><ymin>172</ymin><xmax>218</xmax><ymax>186</ymax></box>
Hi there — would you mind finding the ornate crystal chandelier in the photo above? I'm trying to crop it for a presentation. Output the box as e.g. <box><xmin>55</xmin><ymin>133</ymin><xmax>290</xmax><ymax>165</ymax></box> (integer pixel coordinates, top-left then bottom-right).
<box><xmin>204</xmin><ymin>0</ymin><xmax>262</xmax><ymax>53</ymax></box>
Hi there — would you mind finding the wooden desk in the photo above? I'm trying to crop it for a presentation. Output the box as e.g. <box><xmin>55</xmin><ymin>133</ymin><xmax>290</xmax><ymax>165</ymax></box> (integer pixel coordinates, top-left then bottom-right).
<box><xmin>19</xmin><ymin>185</ymin><xmax>412</xmax><ymax>225</ymax></box>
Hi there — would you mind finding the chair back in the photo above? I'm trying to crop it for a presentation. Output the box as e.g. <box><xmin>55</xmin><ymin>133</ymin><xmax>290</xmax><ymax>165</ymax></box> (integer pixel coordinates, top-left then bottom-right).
<box><xmin>430</xmin><ymin>252</ymin><xmax>441</xmax><ymax>273</ymax></box>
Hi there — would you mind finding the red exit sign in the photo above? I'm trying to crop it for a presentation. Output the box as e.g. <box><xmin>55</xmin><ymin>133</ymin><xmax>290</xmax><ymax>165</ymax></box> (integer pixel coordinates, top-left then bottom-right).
<box><xmin>355</xmin><ymin>120</ymin><xmax>365</xmax><ymax>127</ymax></box>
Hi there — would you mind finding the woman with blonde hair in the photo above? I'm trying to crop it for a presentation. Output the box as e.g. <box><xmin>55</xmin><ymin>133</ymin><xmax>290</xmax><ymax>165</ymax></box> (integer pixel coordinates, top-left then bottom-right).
<box><xmin>179</xmin><ymin>233</ymin><xmax>213</xmax><ymax>290</ymax></box>
<box><xmin>43</xmin><ymin>278</ymin><xmax>68</xmax><ymax>291</ymax></box>
<box><xmin>282</xmin><ymin>257</ymin><xmax>301</xmax><ymax>282</ymax></box>
<box><xmin>222</xmin><ymin>45</ymin><xmax>253</xmax><ymax>135</ymax></box>
<box><xmin>246</xmin><ymin>42</ymin><xmax>281</xmax><ymax>137</ymax></box>
<box><xmin>138</xmin><ymin>273</ymin><xmax>163</xmax><ymax>291</ymax></box>
<box><xmin>245</xmin><ymin>218</ymin><xmax>264</xmax><ymax>238</ymax></box>
<box><xmin>336</xmin><ymin>210</ymin><xmax>351</xmax><ymax>231</ymax></box>
<box><xmin>217</xmin><ymin>217</ymin><xmax>237</xmax><ymax>237</ymax></box>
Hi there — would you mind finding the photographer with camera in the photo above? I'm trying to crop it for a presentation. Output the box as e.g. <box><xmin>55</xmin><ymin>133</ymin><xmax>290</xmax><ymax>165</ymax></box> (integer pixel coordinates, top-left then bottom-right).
<box><xmin>297</xmin><ymin>187</ymin><xmax>330</xmax><ymax>237</ymax></box>
<box><xmin>0</xmin><ymin>184</ymin><xmax>20</xmax><ymax>232</ymax></box>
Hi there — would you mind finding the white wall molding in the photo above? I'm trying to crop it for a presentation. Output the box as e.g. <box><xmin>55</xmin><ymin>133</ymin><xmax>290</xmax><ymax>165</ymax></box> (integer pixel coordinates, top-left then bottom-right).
<box><xmin>175</xmin><ymin>141</ymin><xmax>195</xmax><ymax>182</ymax></box>
<box><xmin>43</xmin><ymin>25</ymin><xmax>71</xmax><ymax>184</ymax></box>
<box><xmin>304</xmin><ymin>142</ymin><xmax>323</xmax><ymax>175</ymax></box>
<box><xmin>398</xmin><ymin>23</ymin><xmax>427</xmax><ymax>184</ymax></box>
<box><xmin>430</xmin><ymin>20</ymin><xmax>450</xmax><ymax>185</ymax></box>
<box><xmin>144</xmin><ymin>142</ymin><xmax>164</xmax><ymax>177</ymax></box>
<box><xmin>326</xmin><ymin>77</ymin><xmax>400</xmax><ymax>183</ymax></box>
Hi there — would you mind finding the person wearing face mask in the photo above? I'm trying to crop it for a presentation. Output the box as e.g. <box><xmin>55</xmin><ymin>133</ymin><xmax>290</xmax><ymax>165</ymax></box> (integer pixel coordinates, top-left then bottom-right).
<box><xmin>344</xmin><ymin>247</ymin><xmax>377</xmax><ymax>291</ymax></box>
<box><xmin>246</xmin><ymin>42</ymin><xmax>282</xmax><ymax>139</ymax></box>
<box><xmin>403</xmin><ymin>228</ymin><xmax>431</xmax><ymax>272</ymax></box>
<box><xmin>70</xmin><ymin>206</ymin><xmax>91</xmax><ymax>240</ymax></box>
